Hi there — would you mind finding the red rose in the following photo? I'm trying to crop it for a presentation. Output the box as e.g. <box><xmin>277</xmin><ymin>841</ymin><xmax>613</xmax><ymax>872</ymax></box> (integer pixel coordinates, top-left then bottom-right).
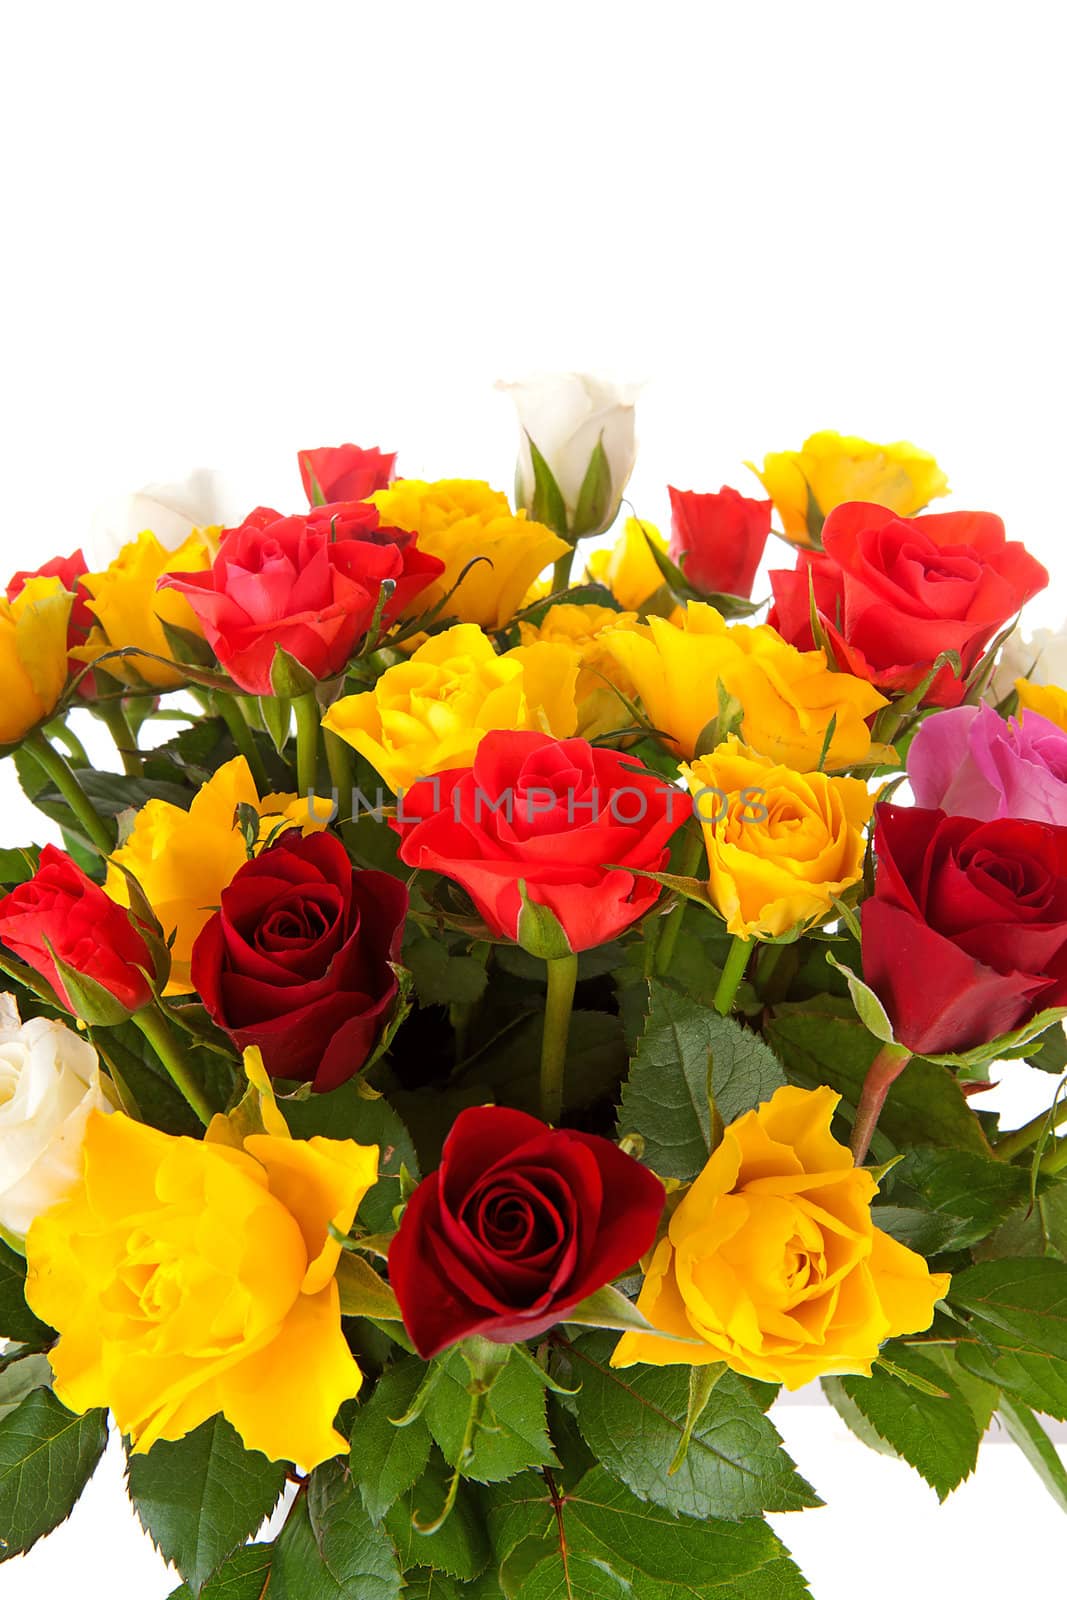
<box><xmin>668</xmin><ymin>485</ymin><xmax>771</xmax><ymax>599</ymax></box>
<box><xmin>7</xmin><ymin>550</ymin><xmax>95</xmax><ymax>690</ymax></box>
<box><xmin>393</xmin><ymin>731</ymin><xmax>686</xmax><ymax>952</ymax></box>
<box><xmin>389</xmin><ymin>1105</ymin><xmax>664</xmax><ymax>1356</ymax></box>
<box><xmin>768</xmin><ymin>503</ymin><xmax>1048</xmax><ymax>706</ymax></box>
<box><xmin>298</xmin><ymin>444</ymin><xmax>396</xmax><ymax>504</ymax></box>
<box><xmin>0</xmin><ymin>845</ymin><xmax>154</xmax><ymax>1014</ymax></box>
<box><xmin>159</xmin><ymin>505</ymin><xmax>442</xmax><ymax>694</ymax></box>
<box><xmin>191</xmin><ymin>830</ymin><xmax>408</xmax><ymax>1089</ymax></box>
<box><xmin>862</xmin><ymin>803</ymin><xmax>1067</xmax><ymax>1057</ymax></box>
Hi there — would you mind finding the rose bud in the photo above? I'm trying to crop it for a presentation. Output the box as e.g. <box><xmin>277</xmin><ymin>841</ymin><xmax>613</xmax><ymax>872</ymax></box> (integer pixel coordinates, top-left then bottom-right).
<box><xmin>191</xmin><ymin>831</ymin><xmax>408</xmax><ymax>1089</ymax></box>
<box><xmin>668</xmin><ymin>485</ymin><xmax>771</xmax><ymax>599</ymax></box>
<box><xmin>298</xmin><ymin>444</ymin><xmax>397</xmax><ymax>505</ymax></box>
<box><xmin>389</xmin><ymin>1105</ymin><xmax>664</xmax><ymax>1357</ymax></box>
<box><xmin>500</xmin><ymin>372</ymin><xmax>638</xmax><ymax>540</ymax></box>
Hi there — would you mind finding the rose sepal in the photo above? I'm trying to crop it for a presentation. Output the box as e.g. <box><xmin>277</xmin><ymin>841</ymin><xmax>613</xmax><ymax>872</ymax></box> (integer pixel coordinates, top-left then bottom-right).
<box><xmin>335</xmin><ymin>1252</ymin><xmax>403</xmax><ymax>1321</ymax></box>
<box><xmin>640</xmin><ymin>527</ymin><xmax>763</xmax><ymax>619</ymax></box>
<box><xmin>562</xmin><ymin>1281</ymin><xmax>703</xmax><ymax>1344</ymax></box>
<box><xmin>516</xmin><ymin>882</ymin><xmax>573</xmax><ymax>962</ymax></box>
<box><xmin>42</xmin><ymin>937</ymin><xmax>141</xmax><ymax>1027</ymax></box>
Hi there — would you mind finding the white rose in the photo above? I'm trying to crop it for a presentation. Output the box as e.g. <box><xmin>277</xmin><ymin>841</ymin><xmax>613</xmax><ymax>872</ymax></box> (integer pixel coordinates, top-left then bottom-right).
<box><xmin>499</xmin><ymin>373</ymin><xmax>639</xmax><ymax>538</ymax></box>
<box><xmin>989</xmin><ymin>618</ymin><xmax>1067</xmax><ymax>704</ymax></box>
<box><xmin>0</xmin><ymin>994</ymin><xmax>113</xmax><ymax>1244</ymax></box>
<box><xmin>88</xmin><ymin>467</ymin><xmax>237</xmax><ymax>565</ymax></box>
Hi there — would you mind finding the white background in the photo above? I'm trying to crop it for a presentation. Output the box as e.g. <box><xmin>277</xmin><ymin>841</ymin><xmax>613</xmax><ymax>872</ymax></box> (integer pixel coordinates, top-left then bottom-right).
<box><xmin>2</xmin><ymin>2</ymin><xmax>1066</xmax><ymax>1595</ymax></box>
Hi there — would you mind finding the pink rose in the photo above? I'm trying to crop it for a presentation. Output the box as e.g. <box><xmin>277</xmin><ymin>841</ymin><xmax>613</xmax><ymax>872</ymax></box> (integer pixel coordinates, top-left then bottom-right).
<box><xmin>908</xmin><ymin>703</ymin><xmax>1067</xmax><ymax>825</ymax></box>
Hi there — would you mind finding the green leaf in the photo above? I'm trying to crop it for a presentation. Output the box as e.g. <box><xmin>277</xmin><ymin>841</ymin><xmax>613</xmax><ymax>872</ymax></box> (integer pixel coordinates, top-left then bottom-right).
<box><xmin>404</xmin><ymin>937</ymin><xmax>489</xmax><ymax>1008</ymax></box>
<box><xmin>976</xmin><ymin>1181</ymin><xmax>1067</xmax><ymax>1261</ymax></box>
<box><xmin>891</xmin><ymin>1147</ymin><xmax>1029</xmax><ymax>1252</ymax></box>
<box><xmin>270</xmin><ymin>1474</ymin><xmax>402</xmax><ymax>1600</ymax></box>
<box><xmin>349</xmin><ymin>1360</ymin><xmax>433</xmax><ymax>1524</ymax></box>
<box><xmin>283</xmin><ymin>1082</ymin><xmax>419</xmax><ymax>1234</ymax></box>
<box><xmin>618</xmin><ymin>981</ymin><xmax>785</xmax><ymax>1181</ymax></box>
<box><xmin>950</xmin><ymin>1257</ymin><xmax>1067</xmax><ymax>1359</ymax></box>
<box><xmin>485</xmin><ymin>1466</ymin><xmax>812</xmax><ymax>1600</ymax></box>
<box><xmin>917</xmin><ymin>1344</ymin><xmax>999</xmax><ymax>1437</ymax></box>
<box><xmin>0</xmin><ymin>1353</ymin><xmax>53</xmax><ymax>1423</ymax></box>
<box><xmin>571</xmin><ymin>438</ymin><xmax>614</xmax><ymax>539</ymax></box>
<box><xmin>957</xmin><ymin>1336</ymin><xmax>1067</xmax><ymax>1422</ymax></box>
<box><xmin>384</xmin><ymin>1451</ymin><xmax>490</xmax><ymax>1580</ymax></box>
<box><xmin>996</xmin><ymin>1396</ymin><xmax>1067</xmax><ymax>1513</ymax></box>
<box><xmin>424</xmin><ymin>1347</ymin><xmax>557</xmax><ymax>1485</ymax></box>
<box><xmin>563</xmin><ymin>1333</ymin><xmax>817</xmax><ymax>1521</ymax></box>
<box><xmin>127</xmin><ymin>1413</ymin><xmax>285</xmax><ymax>1595</ymax></box>
<box><xmin>166</xmin><ymin>1542</ymin><xmax>274</xmax><ymax>1599</ymax></box>
<box><xmin>0</xmin><ymin>1388</ymin><xmax>107</xmax><ymax>1560</ymax></box>
<box><xmin>822</xmin><ymin>1346</ymin><xmax>980</xmax><ymax>1499</ymax></box>
<box><xmin>454</xmin><ymin>1010</ymin><xmax>628</xmax><ymax>1125</ymax></box>
<box><xmin>0</xmin><ymin>845</ymin><xmax>40</xmax><ymax>887</ymax></box>
<box><xmin>525</xmin><ymin>433</ymin><xmax>569</xmax><ymax>538</ymax></box>
<box><xmin>0</xmin><ymin>1237</ymin><xmax>54</xmax><ymax>1346</ymax></box>
<box><xmin>766</xmin><ymin>998</ymin><xmax>990</xmax><ymax>1154</ymax></box>
<box><xmin>1026</xmin><ymin>1021</ymin><xmax>1067</xmax><ymax>1074</ymax></box>
<box><xmin>402</xmin><ymin>1569</ymin><xmax>502</xmax><ymax>1600</ymax></box>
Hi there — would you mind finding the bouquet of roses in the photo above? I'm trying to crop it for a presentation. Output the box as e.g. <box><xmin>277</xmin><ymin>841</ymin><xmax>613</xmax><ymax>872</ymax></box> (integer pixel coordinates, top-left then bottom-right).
<box><xmin>1</xmin><ymin>376</ymin><xmax>1066</xmax><ymax>1598</ymax></box>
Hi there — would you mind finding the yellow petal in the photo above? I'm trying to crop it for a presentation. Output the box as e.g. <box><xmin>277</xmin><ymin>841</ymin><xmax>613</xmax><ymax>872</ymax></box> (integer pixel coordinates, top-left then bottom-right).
<box><xmin>243</xmin><ymin>1134</ymin><xmax>379</xmax><ymax>1295</ymax></box>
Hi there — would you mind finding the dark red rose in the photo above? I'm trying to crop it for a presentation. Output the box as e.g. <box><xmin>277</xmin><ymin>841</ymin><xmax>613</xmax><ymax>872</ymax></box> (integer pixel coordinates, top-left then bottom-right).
<box><xmin>0</xmin><ymin>845</ymin><xmax>154</xmax><ymax>1014</ymax></box>
<box><xmin>862</xmin><ymin>803</ymin><xmax>1067</xmax><ymax>1056</ymax></box>
<box><xmin>768</xmin><ymin>502</ymin><xmax>1048</xmax><ymax>707</ymax></box>
<box><xmin>389</xmin><ymin>1105</ymin><xmax>664</xmax><ymax>1356</ymax></box>
<box><xmin>191</xmin><ymin>830</ymin><xmax>407</xmax><ymax>1089</ymax></box>
<box><xmin>668</xmin><ymin>485</ymin><xmax>772</xmax><ymax>599</ymax></box>
<box><xmin>392</xmin><ymin>731</ymin><xmax>686</xmax><ymax>952</ymax></box>
<box><xmin>298</xmin><ymin>444</ymin><xmax>396</xmax><ymax>504</ymax></box>
<box><xmin>159</xmin><ymin>505</ymin><xmax>442</xmax><ymax>694</ymax></box>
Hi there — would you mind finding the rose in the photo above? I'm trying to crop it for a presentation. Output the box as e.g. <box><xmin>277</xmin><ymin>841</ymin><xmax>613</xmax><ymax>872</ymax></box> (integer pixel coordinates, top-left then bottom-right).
<box><xmin>499</xmin><ymin>373</ymin><xmax>638</xmax><ymax>538</ymax></box>
<box><xmin>106</xmin><ymin>755</ymin><xmax>329</xmax><ymax>994</ymax></box>
<box><xmin>862</xmin><ymin>803</ymin><xmax>1067</xmax><ymax>1057</ymax></box>
<box><xmin>389</xmin><ymin>1105</ymin><xmax>664</xmax><ymax>1357</ymax></box>
<box><xmin>602</xmin><ymin>603</ymin><xmax>888</xmax><ymax>773</ymax></box>
<box><xmin>7</xmin><ymin>551</ymin><xmax>94</xmax><ymax>664</ymax></box>
<box><xmin>668</xmin><ymin>485</ymin><xmax>772</xmax><ymax>599</ymax></box>
<box><xmin>908</xmin><ymin>703</ymin><xmax>1067</xmax><ymax>825</ymax></box>
<box><xmin>371</xmin><ymin>479</ymin><xmax>569</xmax><ymax>631</ymax></box>
<box><xmin>191</xmin><ymin>831</ymin><xmax>408</xmax><ymax>1088</ymax></box>
<box><xmin>768</xmin><ymin>504</ymin><xmax>1048</xmax><ymax>706</ymax></box>
<box><xmin>0</xmin><ymin>846</ymin><xmax>156</xmax><ymax>1017</ymax></box>
<box><xmin>25</xmin><ymin>1108</ymin><xmax>378</xmax><ymax>1466</ymax></box>
<box><xmin>0</xmin><ymin>994</ymin><xmax>113</xmax><ymax>1243</ymax></box>
<box><xmin>298</xmin><ymin>443</ymin><xmax>396</xmax><ymax>504</ymax></box>
<box><xmin>517</xmin><ymin>603</ymin><xmax>639</xmax><ymax>739</ymax></box>
<box><xmin>613</xmin><ymin>1085</ymin><xmax>949</xmax><ymax>1386</ymax></box>
<box><xmin>77</xmin><ymin>530</ymin><xmax>214</xmax><ymax>690</ymax></box>
<box><xmin>392</xmin><ymin>730</ymin><xmax>685</xmax><ymax>951</ymax></box>
<box><xmin>159</xmin><ymin>506</ymin><xmax>442</xmax><ymax>695</ymax></box>
<box><xmin>0</xmin><ymin>576</ymin><xmax>73</xmax><ymax>746</ymax></box>
<box><xmin>587</xmin><ymin>517</ymin><xmax>680</xmax><ymax>616</ymax></box>
<box><xmin>88</xmin><ymin>468</ymin><xmax>234</xmax><ymax>561</ymax></box>
<box><xmin>323</xmin><ymin>624</ymin><xmax>579</xmax><ymax>793</ymax></box>
<box><xmin>681</xmin><ymin>738</ymin><xmax>874</xmax><ymax>938</ymax></box>
<box><xmin>748</xmin><ymin>429</ymin><xmax>949</xmax><ymax>546</ymax></box>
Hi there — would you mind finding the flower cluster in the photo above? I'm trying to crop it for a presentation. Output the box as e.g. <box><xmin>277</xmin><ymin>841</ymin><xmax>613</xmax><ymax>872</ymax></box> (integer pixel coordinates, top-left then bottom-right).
<box><xmin>1</xmin><ymin>392</ymin><xmax>1065</xmax><ymax>1597</ymax></box>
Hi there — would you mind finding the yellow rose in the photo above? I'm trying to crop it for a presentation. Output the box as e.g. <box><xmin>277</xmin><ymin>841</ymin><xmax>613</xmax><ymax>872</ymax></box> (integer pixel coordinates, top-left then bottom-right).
<box><xmin>587</xmin><ymin>517</ymin><xmax>676</xmax><ymax>615</ymax></box>
<box><xmin>323</xmin><ymin>624</ymin><xmax>578</xmax><ymax>793</ymax></box>
<box><xmin>0</xmin><ymin>576</ymin><xmax>72</xmax><ymax>746</ymax></box>
<box><xmin>602</xmin><ymin>603</ymin><xmax>888</xmax><ymax>773</ymax></box>
<box><xmin>748</xmin><ymin>430</ymin><xmax>949</xmax><ymax>546</ymax></box>
<box><xmin>613</xmin><ymin>1085</ymin><xmax>949</xmax><ymax>1388</ymax></box>
<box><xmin>1016</xmin><ymin>678</ymin><xmax>1067</xmax><ymax>733</ymax></box>
<box><xmin>682</xmin><ymin>739</ymin><xmax>874</xmax><ymax>938</ymax></box>
<box><xmin>77</xmin><ymin>529</ymin><xmax>214</xmax><ymax>689</ymax></box>
<box><xmin>371</xmin><ymin>479</ymin><xmax>568</xmax><ymax>631</ymax></box>
<box><xmin>25</xmin><ymin>1108</ymin><xmax>378</xmax><ymax>1465</ymax></box>
<box><xmin>518</xmin><ymin>603</ymin><xmax>640</xmax><ymax>739</ymax></box>
<box><xmin>106</xmin><ymin>755</ymin><xmax>327</xmax><ymax>994</ymax></box>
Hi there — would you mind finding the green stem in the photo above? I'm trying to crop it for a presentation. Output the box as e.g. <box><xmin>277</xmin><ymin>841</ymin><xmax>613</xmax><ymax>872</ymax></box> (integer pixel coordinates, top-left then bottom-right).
<box><xmin>131</xmin><ymin>1004</ymin><xmax>213</xmax><ymax>1126</ymax></box>
<box><xmin>293</xmin><ymin>691</ymin><xmax>321</xmax><ymax>799</ymax></box>
<box><xmin>94</xmin><ymin>698</ymin><xmax>142</xmax><ymax>777</ymax></box>
<box><xmin>324</xmin><ymin>728</ymin><xmax>354</xmax><ymax>818</ymax></box>
<box><xmin>540</xmin><ymin>953</ymin><xmax>579</xmax><ymax>1125</ymax></box>
<box><xmin>551</xmin><ymin>546</ymin><xmax>576</xmax><ymax>594</ymax></box>
<box><xmin>45</xmin><ymin>718</ymin><xmax>89</xmax><ymax>767</ymax></box>
<box><xmin>850</xmin><ymin>1043</ymin><xmax>912</xmax><ymax>1164</ymax></box>
<box><xmin>996</xmin><ymin>1096</ymin><xmax>1067</xmax><ymax>1162</ymax></box>
<box><xmin>22</xmin><ymin>729</ymin><xmax>114</xmax><ymax>856</ymax></box>
<box><xmin>214</xmin><ymin>692</ymin><xmax>269</xmax><ymax>792</ymax></box>
<box><xmin>654</xmin><ymin>826</ymin><xmax>707</xmax><ymax>977</ymax></box>
<box><xmin>712</xmin><ymin>935</ymin><xmax>750</xmax><ymax>1016</ymax></box>
<box><xmin>1040</xmin><ymin>1135</ymin><xmax>1067</xmax><ymax>1177</ymax></box>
